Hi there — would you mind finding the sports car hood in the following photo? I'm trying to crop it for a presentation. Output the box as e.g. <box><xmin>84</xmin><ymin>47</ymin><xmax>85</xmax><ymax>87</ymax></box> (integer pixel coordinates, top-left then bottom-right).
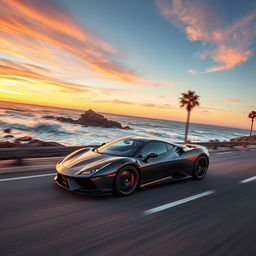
<box><xmin>58</xmin><ymin>149</ymin><xmax>124</xmax><ymax>176</ymax></box>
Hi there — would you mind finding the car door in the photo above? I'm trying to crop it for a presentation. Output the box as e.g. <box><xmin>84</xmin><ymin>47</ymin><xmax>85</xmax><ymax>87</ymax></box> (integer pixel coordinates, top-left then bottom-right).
<box><xmin>164</xmin><ymin>144</ymin><xmax>189</xmax><ymax>177</ymax></box>
<box><xmin>138</xmin><ymin>141</ymin><xmax>170</xmax><ymax>183</ymax></box>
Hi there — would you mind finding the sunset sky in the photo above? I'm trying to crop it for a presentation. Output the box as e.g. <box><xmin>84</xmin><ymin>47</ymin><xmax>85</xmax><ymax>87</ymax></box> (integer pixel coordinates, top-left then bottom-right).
<box><xmin>0</xmin><ymin>0</ymin><xmax>255</xmax><ymax>129</ymax></box>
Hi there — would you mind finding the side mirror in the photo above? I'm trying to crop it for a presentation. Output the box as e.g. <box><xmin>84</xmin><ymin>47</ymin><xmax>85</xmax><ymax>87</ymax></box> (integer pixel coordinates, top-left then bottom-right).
<box><xmin>176</xmin><ymin>147</ymin><xmax>184</xmax><ymax>155</ymax></box>
<box><xmin>93</xmin><ymin>142</ymin><xmax>106</xmax><ymax>152</ymax></box>
<box><xmin>144</xmin><ymin>152</ymin><xmax>158</xmax><ymax>162</ymax></box>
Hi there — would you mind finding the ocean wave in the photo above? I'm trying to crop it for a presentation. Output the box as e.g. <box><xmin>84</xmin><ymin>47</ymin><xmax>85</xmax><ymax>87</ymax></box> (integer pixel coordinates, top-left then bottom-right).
<box><xmin>32</xmin><ymin>123</ymin><xmax>63</xmax><ymax>133</ymax></box>
<box><xmin>0</xmin><ymin>102</ymin><xmax>250</xmax><ymax>146</ymax></box>
<box><xmin>0</xmin><ymin>107</ymin><xmax>27</xmax><ymax>112</ymax></box>
<box><xmin>187</xmin><ymin>135</ymin><xmax>201</xmax><ymax>142</ymax></box>
<box><xmin>5</xmin><ymin>110</ymin><xmax>35</xmax><ymax>118</ymax></box>
<box><xmin>194</xmin><ymin>130</ymin><xmax>205</xmax><ymax>134</ymax></box>
<box><xmin>128</xmin><ymin>122</ymin><xmax>166</xmax><ymax>129</ymax></box>
<box><xmin>172</xmin><ymin>135</ymin><xmax>184</xmax><ymax>141</ymax></box>
<box><xmin>0</xmin><ymin>121</ymin><xmax>29</xmax><ymax>131</ymax></box>
<box><xmin>137</xmin><ymin>128</ymin><xmax>176</xmax><ymax>139</ymax></box>
<box><xmin>0</xmin><ymin>120</ymin><xmax>74</xmax><ymax>136</ymax></box>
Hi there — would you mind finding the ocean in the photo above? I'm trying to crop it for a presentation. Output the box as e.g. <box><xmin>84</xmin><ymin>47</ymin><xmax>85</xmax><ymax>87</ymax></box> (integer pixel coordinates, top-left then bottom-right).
<box><xmin>0</xmin><ymin>101</ymin><xmax>249</xmax><ymax>146</ymax></box>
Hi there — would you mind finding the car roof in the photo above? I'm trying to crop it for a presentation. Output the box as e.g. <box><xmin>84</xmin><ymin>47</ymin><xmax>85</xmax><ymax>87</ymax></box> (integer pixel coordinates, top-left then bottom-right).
<box><xmin>120</xmin><ymin>136</ymin><xmax>178</xmax><ymax>146</ymax></box>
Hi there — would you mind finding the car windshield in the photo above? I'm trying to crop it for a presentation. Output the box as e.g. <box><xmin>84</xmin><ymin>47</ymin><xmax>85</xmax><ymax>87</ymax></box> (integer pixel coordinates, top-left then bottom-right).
<box><xmin>97</xmin><ymin>138</ymin><xmax>143</xmax><ymax>157</ymax></box>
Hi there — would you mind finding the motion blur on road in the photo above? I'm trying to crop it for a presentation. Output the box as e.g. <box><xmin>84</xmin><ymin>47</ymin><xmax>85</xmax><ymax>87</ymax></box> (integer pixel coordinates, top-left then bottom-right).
<box><xmin>1</xmin><ymin>149</ymin><xmax>256</xmax><ymax>256</ymax></box>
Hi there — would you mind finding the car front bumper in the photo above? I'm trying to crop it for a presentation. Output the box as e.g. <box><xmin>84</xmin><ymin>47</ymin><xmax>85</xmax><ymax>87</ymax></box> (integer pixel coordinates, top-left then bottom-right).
<box><xmin>54</xmin><ymin>172</ymin><xmax>115</xmax><ymax>194</ymax></box>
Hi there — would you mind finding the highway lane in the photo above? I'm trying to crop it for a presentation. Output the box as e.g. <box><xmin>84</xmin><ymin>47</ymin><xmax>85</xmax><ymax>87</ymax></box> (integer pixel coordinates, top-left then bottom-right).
<box><xmin>0</xmin><ymin>150</ymin><xmax>256</xmax><ymax>256</ymax></box>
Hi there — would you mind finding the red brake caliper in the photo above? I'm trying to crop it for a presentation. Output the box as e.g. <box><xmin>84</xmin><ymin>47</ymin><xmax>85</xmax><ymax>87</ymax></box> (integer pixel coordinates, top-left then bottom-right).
<box><xmin>130</xmin><ymin>173</ymin><xmax>135</xmax><ymax>186</ymax></box>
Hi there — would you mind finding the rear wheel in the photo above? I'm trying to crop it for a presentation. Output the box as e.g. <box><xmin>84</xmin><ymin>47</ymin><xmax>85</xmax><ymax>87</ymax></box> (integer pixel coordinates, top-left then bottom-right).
<box><xmin>114</xmin><ymin>165</ymin><xmax>139</xmax><ymax>196</ymax></box>
<box><xmin>193</xmin><ymin>155</ymin><xmax>208</xmax><ymax>180</ymax></box>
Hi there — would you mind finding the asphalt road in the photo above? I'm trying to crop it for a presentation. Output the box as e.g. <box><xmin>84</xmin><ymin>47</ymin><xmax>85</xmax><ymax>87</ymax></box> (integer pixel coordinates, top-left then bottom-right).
<box><xmin>0</xmin><ymin>149</ymin><xmax>256</xmax><ymax>256</ymax></box>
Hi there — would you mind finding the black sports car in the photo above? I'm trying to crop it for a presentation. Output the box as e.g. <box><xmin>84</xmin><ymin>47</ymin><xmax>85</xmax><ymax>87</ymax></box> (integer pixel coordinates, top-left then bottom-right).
<box><xmin>54</xmin><ymin>137</ymin><xmax>209</xmax><ymax>196</ymax></box>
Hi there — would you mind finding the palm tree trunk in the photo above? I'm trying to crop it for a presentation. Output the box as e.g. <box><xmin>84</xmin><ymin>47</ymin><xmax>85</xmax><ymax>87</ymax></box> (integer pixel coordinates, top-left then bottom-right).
<box><xmin>184</xmin><ymin>110</ymin><xmax>191</xmax><ymax>143</ymax></box>
<box><xmin>249</xmin><ymin>118</ymin><xmax>254</xmax><ymax>140</ymax></box>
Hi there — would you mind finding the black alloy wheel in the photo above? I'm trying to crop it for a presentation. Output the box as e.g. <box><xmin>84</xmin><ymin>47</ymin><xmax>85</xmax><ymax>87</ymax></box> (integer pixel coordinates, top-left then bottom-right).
<box><xmin>193</xmin><ymin>155</ymin><xmax>208</xmax><ymax>180</ymax></box>
<box><xmin>114</xmin><ymin>165</ymin><xmax>139</xmax><ymax>196</ymax></box>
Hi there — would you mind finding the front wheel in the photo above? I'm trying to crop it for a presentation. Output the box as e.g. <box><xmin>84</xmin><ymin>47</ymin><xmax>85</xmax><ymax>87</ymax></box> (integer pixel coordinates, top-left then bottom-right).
<box><xmin>114</xmin><ymin>165</ymin><xmax>140</xmax><ymax>196</ymax></box>
<box><xmin>193</xmin><ymin>155</ymin><xmax>208</xmax><ymax>180</ymax></box>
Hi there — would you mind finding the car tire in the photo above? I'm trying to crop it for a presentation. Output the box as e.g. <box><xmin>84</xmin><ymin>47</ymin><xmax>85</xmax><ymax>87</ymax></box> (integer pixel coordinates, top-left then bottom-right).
<box><xmin>114</xmin><ymin>165</ymin><xmax>140</xmax><ymax>196</ymax></box>
<box><xmin>192</xmin><ymin>155</ymin><xmax>208</xmax><ymax>180</ymax></box>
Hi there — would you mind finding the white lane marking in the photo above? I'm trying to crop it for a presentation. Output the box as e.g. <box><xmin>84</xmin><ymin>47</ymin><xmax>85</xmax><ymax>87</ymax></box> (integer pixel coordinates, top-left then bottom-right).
<box><xmin>239</xmin><ymin>176</ymin><xmax>256</xmax><ymax>184</ymax></box>
<box><xmin>0</xmin><ymin>173</ymin><xmax>56</xmax><ymax>182</ymax></box>
<box><xmin>215</xmin><ymin>151</ymin><xmax>233</xmax><ymax>155</ymax></box>
<box><xmin>144</xmin><ymin>190</ymin><xmax>215</xmax><ymax>215</ymax></box>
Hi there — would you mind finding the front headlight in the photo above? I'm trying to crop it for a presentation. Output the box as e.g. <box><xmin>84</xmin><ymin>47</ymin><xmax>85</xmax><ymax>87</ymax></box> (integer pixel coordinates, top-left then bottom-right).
<box><xmin>80</xmin><ymin>169</ymin><xmax>97</xmax><ymax>175</ymax></box>
<box><xmin>80</xmin><ymin>162</ymin><xmax>112</xmax><ymax>175</ymax></box>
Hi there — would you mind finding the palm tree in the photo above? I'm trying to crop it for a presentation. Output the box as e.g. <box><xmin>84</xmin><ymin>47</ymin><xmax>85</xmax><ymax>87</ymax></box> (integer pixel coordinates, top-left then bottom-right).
<box><xmin>248</xmin><ymin>111</ymin><xmax>256</xmax><ymax>140</ymax></box>
<box><xmin>179</xmin><ymin>90</ymin><xmax>200</xmax><ymax>143</ymax></box>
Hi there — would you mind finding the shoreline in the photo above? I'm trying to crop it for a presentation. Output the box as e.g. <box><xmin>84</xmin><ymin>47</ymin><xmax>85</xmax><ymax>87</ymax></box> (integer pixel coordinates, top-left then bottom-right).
<box><xmin>0</xmin><ymin>100</ymin><xmax>250</xmax><ymax>131</ymax></box>
<box><xmin>0</xmin><ymin>102</ymin><xmax>252</xmax><ymax>147</ymax></box>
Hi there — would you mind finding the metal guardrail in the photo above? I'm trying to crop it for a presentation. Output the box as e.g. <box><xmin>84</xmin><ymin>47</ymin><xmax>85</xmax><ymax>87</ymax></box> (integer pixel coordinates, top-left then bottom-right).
<box><xmin>189</xmin><ymin>141</ymin><xmax>256</xmax><ymax>149</ymax></box>
<box><xmin>0</xmin><ymin>141</ymin><xmax>255</xmax><ymax>163</ymax></box>
<box><xmin>0</xmin><ymin>145</ymin><xmax>97</xmax><ymax>162</ymax></box>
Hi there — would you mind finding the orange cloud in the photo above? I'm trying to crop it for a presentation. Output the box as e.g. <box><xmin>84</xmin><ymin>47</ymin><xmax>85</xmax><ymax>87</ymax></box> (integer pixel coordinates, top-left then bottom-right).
<box><xmin>0</xmin><ymin>64</ymin><xmax>90</xmax><ymax>93</ymax></box>
<box><xmin>105</xmin><ymin>99</ymin><xmax>176</xmax><ymax>109</ymax></box>
<box><xmin>157</xmin><ymin>0</ymin><xmax>256</xmax><ymax>73</ymax></box>
<box><xmin>0</xmin><ymin>60</ymin><xmax>135</xmax><ymax>97</ymax></box>
<box><xmin>0</xmin><ymin>0</ymin><xmax>158</xmax><ymax>87</ymax></box>
<box><xmin>224</xmin><ymin>98</ymin><xmax>241</xmax><ymax>102</ymax></box>
<box><xmin>111</xmin><ymin>99</ymin><xmax>134</xmax><ymax>105</ymax></box>
<box><xmin>205</xmin><ymin>45</ymin><xmax>252</xmax><ymax>73</ymax></box>
<box><xmin>0</xmin><ymin>89</ymin><xmax>27</xmax><ymax>95</ymax></box>
<box><xmin>140</xmin><ymin>102</ymin><xmax>175</xmax><ymax>109</ymax></box>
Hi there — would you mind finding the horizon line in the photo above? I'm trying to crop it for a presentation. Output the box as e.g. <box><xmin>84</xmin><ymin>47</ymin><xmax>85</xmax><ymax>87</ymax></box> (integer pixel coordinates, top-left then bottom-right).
<box><xmin>0</xmin><ymin>99</ymin><xmax>250</xmax><ymax>131</ymax></box>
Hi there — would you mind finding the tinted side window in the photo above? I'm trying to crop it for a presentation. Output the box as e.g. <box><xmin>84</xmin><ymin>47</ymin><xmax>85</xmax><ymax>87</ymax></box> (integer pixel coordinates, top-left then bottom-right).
<box><xmin>166</xmin><ymin>143</ymin><xmax>174</xmax><ymax>151</ymax></box>
<box><xmin>140</xmin><ymin>142</ymin><xmax>167</xmax><ymax>157</ymax></box>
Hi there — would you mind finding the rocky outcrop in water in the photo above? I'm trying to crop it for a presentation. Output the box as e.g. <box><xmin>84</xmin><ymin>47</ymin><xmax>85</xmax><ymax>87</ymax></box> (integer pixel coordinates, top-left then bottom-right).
<box><xmin>3</xmin><ymin>128</ymin><xmax>12</xmax><ymax>133</ymax></box>
<box><xmin>0</xmin><ymin>135</ymin><xmax>63</xmax><ymax>148</ymax></box>
<box><xmin>43</xmin><ymin>109</ymin><xmax>132</xmax><ymax>129</ymax></box>
<box><xmin>76</xmin><ymin>110</ymin><xmax>131</xmax><ymax>129</ymax></box>
<box><xmin>43</xmin><ymin>115</ymin><xmax>77</xmax><ymax>124</ymax></box>
<box><xmin>4</xmin><ymin>134</ymin><xmax>14</xmax><ymax>138</ymax></box>
<box><xmin>230</xmin><ymin>135</ymin><xmax>256</xmax><ymax>141</ymax></box>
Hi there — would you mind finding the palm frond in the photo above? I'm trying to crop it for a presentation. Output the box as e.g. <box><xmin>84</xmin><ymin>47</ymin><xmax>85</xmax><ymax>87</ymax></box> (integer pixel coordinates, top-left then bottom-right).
<box><xmin>248</xmin><ymin>111</ymin><xmax>256</xmax><ymax>119</ymax></box>
<box><xmin>179</xmin><ymin>90</ymin><xmax>200</xmax><ymax>110</ymax></box>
